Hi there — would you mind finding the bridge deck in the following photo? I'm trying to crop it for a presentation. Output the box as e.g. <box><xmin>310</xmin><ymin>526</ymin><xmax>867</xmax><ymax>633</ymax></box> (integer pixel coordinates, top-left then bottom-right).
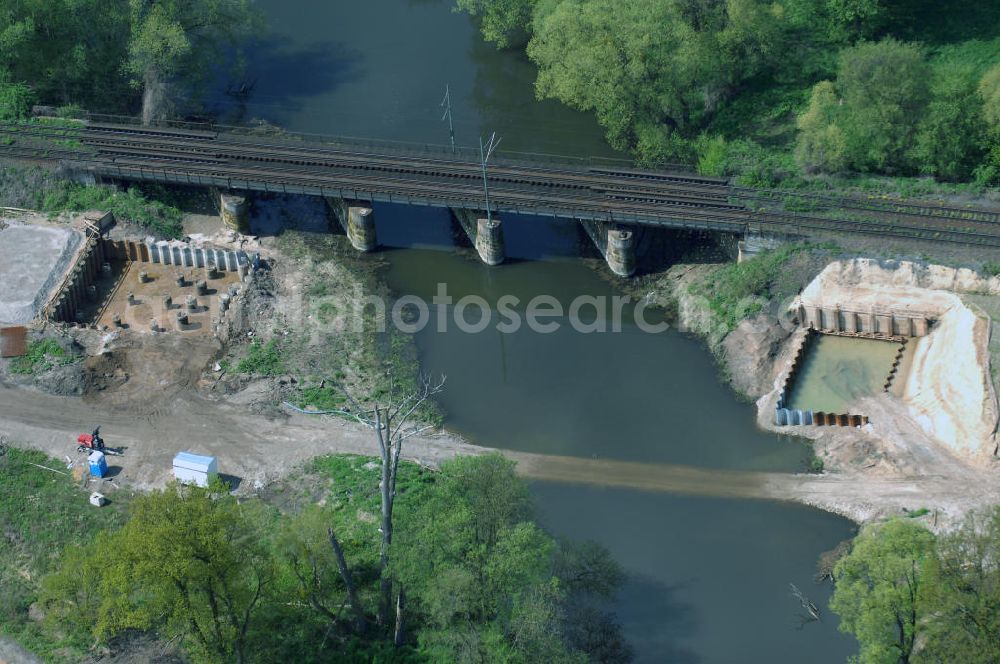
<box><xmin>2</xmin><ymin>119</ymin><xmax>1000</xmax><ymax>247</ymax></box>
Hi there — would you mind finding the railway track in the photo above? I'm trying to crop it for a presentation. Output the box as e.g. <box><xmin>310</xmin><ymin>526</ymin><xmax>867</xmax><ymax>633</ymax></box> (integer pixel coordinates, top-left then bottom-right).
<box><xmin>1</xmin><ymin>119</ymin><xmax>999</xmax><ymax>247</ymax></box>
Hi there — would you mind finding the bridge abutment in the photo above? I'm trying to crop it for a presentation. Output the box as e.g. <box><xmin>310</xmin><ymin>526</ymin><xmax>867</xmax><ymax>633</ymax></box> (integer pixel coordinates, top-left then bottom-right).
<box><xmin>452</xmin><ymin>208</ymin><xmax>505</xmax><ymax>266</ymax></box>
<box><xmin>580</xmin><ymin>220</ymin><xmax>636</xmax><ymax>277</ymax></box>
<box><xmin>737</xmin><ymin>233</ymin><xmax>785</xmax><ymax>263</ymax></box>
<box><xmin>220</xmin><ymin>193</ymin><xmax>250</xmax><ymax>233</ymax></box>
<box><xmin>325</xmin><ymin>198</ymin><xmax>378</xmax><ymax>252</ymax></box>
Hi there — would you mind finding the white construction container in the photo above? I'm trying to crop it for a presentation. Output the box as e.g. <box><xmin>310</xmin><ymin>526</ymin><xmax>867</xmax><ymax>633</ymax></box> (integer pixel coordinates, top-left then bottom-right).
<box><xmin>172</xmin><ymin>452</ymin><xmax>218</xmax><ymax>488</ymax></box>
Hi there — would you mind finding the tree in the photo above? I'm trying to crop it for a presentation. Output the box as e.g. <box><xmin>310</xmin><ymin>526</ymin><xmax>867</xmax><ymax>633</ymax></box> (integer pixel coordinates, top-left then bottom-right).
<box><xmin>829</xmin><ymin>519</ymin><xmax>935</xmax><ymax>664</ymax></box>
<box><xmin>125</xmin><ymin>0</ymin><xmax>261</xmax><ymax>124</ymax></box>
<box><xmin>331</xmin><ymin>372</ymin><xmax>446</xmax><ymax>642</ymax></box>
<box><xmin>395</xmin><ymin>454</ymin><xmax>596</xmax><ymax>664</ymax></box>
<box><xmin>41</xmin><ymin>484</ymin><xmax>274</xmax><ymax>664</ymax></box>
<box><xmin>0</xmin><ymin>70</ymin><xmax>34</xmax><ymax>122</ymax></box>
<box><xmin>526</xmin><ymin>0</ymin><xmax>788</xmax><ymax>161</ymax></box>
<box><xmin>455</xmin><ymin>0</ymin><xmax>538</xmax><ymax>48</ymax></box>
<box><xmin>0</xmin><ymin>0</ymin><xmax>130</xmax><ymax>109</ymax></box>
<box><xmin>920</xmin><ymin>508</ymin><xmax>1000</xmax><ymax>663</ymax></box>
<box><xmin>980</xmin><ymin>64</ymin><xmax>1000</xmax><ymax>132</ymax></box>
<box><xmin>795</xmin><ymin>80</ymin><xmax>849</xmax><ymax>173</ymax></box>
<box><xmin>913</xmin><ymin>63</ymin><xmax>987</xmax><ymax>180</ymax></box>
<box><xmin>976</xmin><ymin>63</ymin><xmax>1000</xmax><ymax>185</ymax></box>
<box><xmin>834</xmin><ymin>38</ymin><xmax>930</xmax><ymax>173</ymax></box>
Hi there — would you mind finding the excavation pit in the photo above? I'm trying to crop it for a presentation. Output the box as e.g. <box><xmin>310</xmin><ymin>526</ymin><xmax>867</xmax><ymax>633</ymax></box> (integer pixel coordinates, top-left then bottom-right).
<box><xmin>91</xmin><ymin>262</ymin><xmax>239</xmax><ymax>336</ymax></box>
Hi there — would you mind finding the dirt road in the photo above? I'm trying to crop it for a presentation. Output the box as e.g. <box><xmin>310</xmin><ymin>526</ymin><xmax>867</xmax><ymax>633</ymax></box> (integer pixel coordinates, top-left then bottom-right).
<box><xmin>1</xmin><ymin>385</ymin><xmax>998</xmax><ymax>525</ymax></box>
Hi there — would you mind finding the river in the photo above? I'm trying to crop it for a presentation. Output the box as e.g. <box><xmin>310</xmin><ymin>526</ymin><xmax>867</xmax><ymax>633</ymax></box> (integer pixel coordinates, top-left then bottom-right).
<box><xmin>226</xmin><ymin>1</ymin><xmax>858</xmax><ymax>661</ymax></box>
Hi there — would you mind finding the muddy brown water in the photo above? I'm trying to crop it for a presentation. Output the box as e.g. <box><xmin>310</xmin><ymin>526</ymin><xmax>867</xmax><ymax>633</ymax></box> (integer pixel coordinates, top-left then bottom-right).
<box><xmin>228</xmin><ymin>1</ymin><xmax>859</xmax><ymax>661</ymax></box>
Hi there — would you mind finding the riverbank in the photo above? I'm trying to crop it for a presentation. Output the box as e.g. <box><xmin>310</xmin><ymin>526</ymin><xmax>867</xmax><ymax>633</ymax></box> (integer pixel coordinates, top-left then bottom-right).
<box><xmin>632</xmin><ymin>249</ymin><xmax>1000</xmax><ymax>528</ymax></box>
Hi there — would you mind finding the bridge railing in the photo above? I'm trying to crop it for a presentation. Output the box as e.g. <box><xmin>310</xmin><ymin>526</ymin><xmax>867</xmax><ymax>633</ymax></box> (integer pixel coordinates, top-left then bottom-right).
<box><xmin>81</xmin><ymin>112</ymin><xmax>700</xmax><ymax>176</ymax></box>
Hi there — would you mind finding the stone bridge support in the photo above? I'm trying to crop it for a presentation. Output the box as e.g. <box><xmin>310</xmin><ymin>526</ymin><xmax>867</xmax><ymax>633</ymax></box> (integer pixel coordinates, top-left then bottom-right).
<box><xmin>580</xmin><ymin>220</ymin><xmax>635</xmax><ymax>277</ymax></box>
<box><xmin>737</xmin><ymin>233</ymin><xmax>785</xmax><ymax>263</ymax></box>
<box><xmin>220</xmin><ymin>192</ymin><xmax>250</xmax><ymax>234</ymax></box>
<box><xmin>325</xmin><ymin>198</ymin><xmax>378</xmax><ymax>252</ymax></box>
<box><xmin>452</xmin><ymin>208</ymin><xmax>505</xmax><ymax>266</ymax></box>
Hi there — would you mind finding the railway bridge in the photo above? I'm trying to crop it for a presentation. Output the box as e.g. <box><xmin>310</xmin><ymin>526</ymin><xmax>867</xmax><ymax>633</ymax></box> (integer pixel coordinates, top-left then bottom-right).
<box><xmin>3</xmin><ymin>116</ymin><xmax>1000</xmax><ymax>276</ymax></box>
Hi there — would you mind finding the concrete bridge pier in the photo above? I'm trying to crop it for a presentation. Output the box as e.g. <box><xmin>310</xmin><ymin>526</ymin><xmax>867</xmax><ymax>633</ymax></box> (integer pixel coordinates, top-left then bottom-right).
<box><xmin>325</xmin><ymin>198</ymin><xmax>378</xmax><ymax>252</ymax></box>
<box><xmin>220</xmin><ymin>193</ymin><xmax>250</xmax><ymax>233</ymax></box>
<box><xmin>580</xmin><ymin>220</ymin><xmax>636</xmax><ymax>277</ymax></box>
<box><xmin>452</xmin><ymin>208</ymin><xmax>505</xmax><ymax>266</ymax></box>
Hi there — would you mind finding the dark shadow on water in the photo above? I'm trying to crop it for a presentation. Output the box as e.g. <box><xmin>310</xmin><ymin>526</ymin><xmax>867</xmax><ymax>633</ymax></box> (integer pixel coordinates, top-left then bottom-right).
<box><xmin>217</xmin><ymin>37</ymin><xmax>365</xmax><ymax>123</ymax></box>
<box><xmin>617</xmin><ymin>574</ymin><xmax>701</xmax><ymax>664</ymax></box>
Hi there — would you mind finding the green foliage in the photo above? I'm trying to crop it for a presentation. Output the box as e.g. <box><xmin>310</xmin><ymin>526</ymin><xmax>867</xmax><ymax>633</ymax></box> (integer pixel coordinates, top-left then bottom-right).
<box><xmin>296</xmin><ymin>385</ymin><xmax>347</xmax><ymax>411</ymax></box>
<box><xmin>7</xmin><ymin>339</ymin><xmax>75</xmax><ymax>375</ymax></box>
<box><xmin>831</xmin><ymin>510</ymin><xmax>1000</xmax><ymax>664</ymax></box>
<box><xmin>395</xmin><ymin>454</ymin><xmax>586</xmax><ymax>664</ymax></box>
<box><xmin>694</xmin><ymin>243</ymin><xmax>808</xmax><ymax>331</ymax></box>
<box><xmin>983</xmin><ymin>262</ymin><xmax>1000</xmax><ymax>277</ymax></box>
<box><xmin>913</xmin><ymin>62</ymin><xmax>987</xmax><ymax>180</ymax></box>
<box><xmin>0</xmin><ymin>448</ymin><xmax>128</xmax><ymax>659</ymax></box>
<box><xmin>796</xmin><ymin>81</ymin><xmax>848</xmax><ymax>174</ymax></box>
<box><xmin>236</xmin><ymin>339</ymin><xmax>285</xmax><ymax>376</ymax></box>
<box><xmin>831</xmin><ymin>519</ymin><xmax>936</xmax><ymax>664</ymax></box>
<box><xmin>42</xmin><ymin>483</ymin><xmax>276</xmax><ymax>664</ymax></box>
<box><xmin>0</xmin><ymin>71</ymin><xmax>33</xmax><ymax>122</ymax></box>
<box><xmin>26</xmin><ymin>452</ymin><xmax>625</xmax><ymax>663</ymax></box>
<box><xmin>456</xmin><ymin>0</ymin><xmax>538</xmax><ymax>48</ymax></box>
<box><xmin>981</xmin><ymin>63</ymin><xmax>1000</xmax><ymax>132</ymax></box>
<box><xmin>461</xmin><ymin>0</ymin><xmax>1000</xmax><ymax>186</ymax></box>
<box><xmin>37</xmin><ymin>182</ymin><xmax>184</xmax><ymax>239</ymax></box>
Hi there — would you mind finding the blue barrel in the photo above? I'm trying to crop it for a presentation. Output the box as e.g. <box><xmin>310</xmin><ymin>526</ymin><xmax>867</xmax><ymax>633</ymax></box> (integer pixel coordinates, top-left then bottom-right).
<box><xmin>88</xmin><ymin>451</ymin><xmax>108</xmax><ymax>478</ymax></box>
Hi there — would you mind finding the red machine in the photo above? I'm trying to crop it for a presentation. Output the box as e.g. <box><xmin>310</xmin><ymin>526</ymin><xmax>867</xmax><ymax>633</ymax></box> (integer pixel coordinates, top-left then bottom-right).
<box><xmin>76</xmin><ymin>427</ymin><xmax>121</xmax><ymax>456</ymax></box>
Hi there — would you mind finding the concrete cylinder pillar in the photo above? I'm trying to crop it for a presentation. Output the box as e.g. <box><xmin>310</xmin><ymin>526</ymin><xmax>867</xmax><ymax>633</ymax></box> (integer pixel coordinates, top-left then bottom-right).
<box><xmin>175</xmin><ymin>274</ymin><xmax>185</xmax><ymax>288</ymax></box>
<box><xmin>112</xmin><ymin>314</ymin><xmax>122</xmax><ymax>328</ymax></box>
<box><xmin>475</xmin><ymin>218</ymin><xmax>505</xmax><ymax>266</ymax></box>
<box><xmin>606</xmin><ymin>227</ymin><xmax>636</xmax><ymax>277</ymax></box>
<box><xmin>127</xmin><ymin>292</ymin><xmax>136</xmax><ymax>306</ymax></box>
<box><xmin>176</xmin><ymin>311</ymin><xmax>188</xmax><ymax>329</ymax></box>
<box><xmin>186</xmin><ymin>295</ymin><xmax>197</xmax><ymax>311</ymax></box>
<box><xmin>220</xmin><ymin>193</ymin><xmax>250</xmax><ymax>233</ymax></box>
<box><xmin>138</xmin><ymin>270</ymin><xmax>149</xmax><ymax>284</ymax></box>
<box><xmin>346</xmin><ymin>206</ymin><xmax>378</xmax><ymax>252</ymax></box>
<box><xmin>196</xmin><ymin>280</ymin><xmax>208</xmax><ymax>296</ymax></box>
<box><xmin>86</xmin><ymin>284</ymin><xmax>97</xmax><ymax>301</ymax></box>
<box><xmin>102</xmin><ymin>263</ymin><xmax>112</xmax><ymax>278</ymax></box>
<box><xmin>163</xmin><ymin>295</ymin><xmax>173</xmax><ymax>310</ymax></box>
<box><xmin>219</xmin><ymin>293</ymin><xmax>231</xmax><ymax>312</ymax></box>
<box><xmin>150</xmin><ymin>318</ymin><xmax>159</xmax><ymax>332</ymax></box>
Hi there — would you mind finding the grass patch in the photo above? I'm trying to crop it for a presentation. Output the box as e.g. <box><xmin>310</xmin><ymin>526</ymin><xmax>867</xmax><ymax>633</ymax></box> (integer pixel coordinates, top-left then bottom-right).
<box><xmin>693</xmin><ymin>243</ymin><xmax>813</xmax><ymax>332</ymax></box>
<box><xmin>236</xmin><ymin>339</ymin><xmax>285</xmax><ymax>376</ymax></box>
<box><xmin>295</xmin><ymin>386</ymin><xmax>347</xmax><ymax>411</ymax></box>
<box><xmin>0</xmin><ymin>447</ymin><xmax>130</xmax><ymax>660</ymax></box>
<box><xmin>8</xmin><ymin>340</ymin><xmax>76</xmax><ymax>375</ymax></box>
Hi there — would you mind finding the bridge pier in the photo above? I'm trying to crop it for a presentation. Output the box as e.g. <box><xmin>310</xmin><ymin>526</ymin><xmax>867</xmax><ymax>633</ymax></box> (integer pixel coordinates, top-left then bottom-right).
<box><xmin>452</xmin><ymin>208</ymin><xmax>505</xmax><ymax>266</ymax></box>
<box><xmin>220</xmin><ymin>193</ymin><xmax>250</xmax><ymax>233</ymax></box>
<box><xmin>325</xmin><ymin>198</ymin><xmax>378</xmax><ymax>252</ymax></box>
<box><xmin>580</xmin><ymin>220</ymin><xmax>636</xmax><ymax>277</ymax></box>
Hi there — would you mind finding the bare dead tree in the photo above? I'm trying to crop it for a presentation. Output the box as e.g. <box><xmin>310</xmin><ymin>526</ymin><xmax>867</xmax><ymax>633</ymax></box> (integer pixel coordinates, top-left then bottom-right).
<box><xmin>790</xmin><ymin>583</ymin><xmax>821</xmax><ymax>629</ymax></box>
<box><xmin>331</xmin><ymin>371</ymin><xmax>446</xmax><ymax>638</ymax></box>
<box><xmin>329</xmin><ymin>527</ymin><xmax>367</xmax><ymax>634</ymax></box>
